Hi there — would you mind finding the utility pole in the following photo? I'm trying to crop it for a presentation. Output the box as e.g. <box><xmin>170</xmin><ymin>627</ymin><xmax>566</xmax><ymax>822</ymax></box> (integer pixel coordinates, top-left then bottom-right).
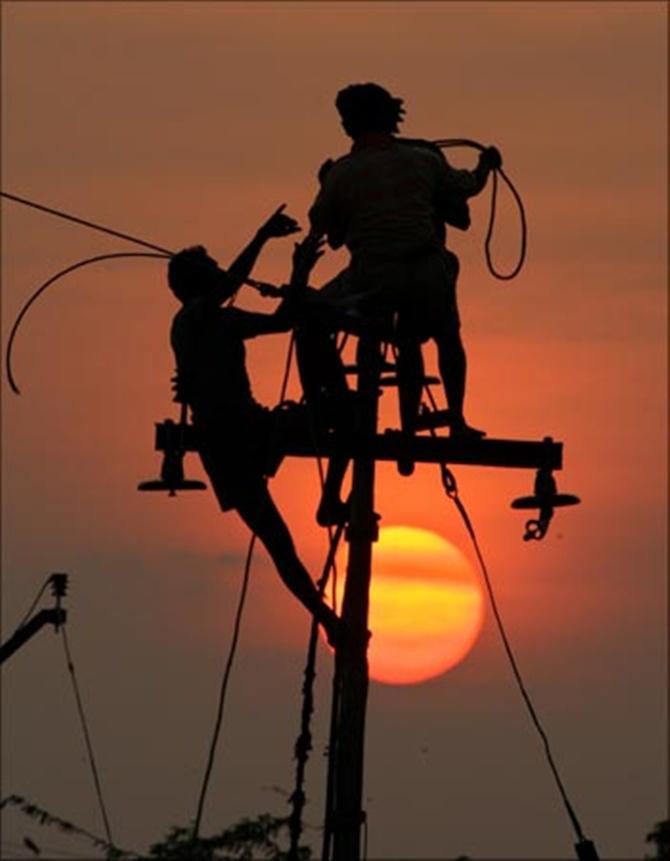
<box><xmin>142</xmin><ymin>356</ymin><xmax>580</xmax><ymax>861</ymax></box>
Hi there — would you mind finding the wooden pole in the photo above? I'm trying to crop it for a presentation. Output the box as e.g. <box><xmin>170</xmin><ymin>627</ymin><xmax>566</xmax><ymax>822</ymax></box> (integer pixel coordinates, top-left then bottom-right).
<box><xmin>331</xmin><ymin>338</ymin><xmax>381</xmax><ymax>861</ymax></box>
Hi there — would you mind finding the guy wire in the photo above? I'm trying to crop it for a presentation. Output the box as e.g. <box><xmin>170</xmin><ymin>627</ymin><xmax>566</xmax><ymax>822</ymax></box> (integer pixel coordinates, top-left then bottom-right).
<box><xmin>60</xmin><ymin>626</ymin><xmax>115</xmax><ymax>848</ymax></box>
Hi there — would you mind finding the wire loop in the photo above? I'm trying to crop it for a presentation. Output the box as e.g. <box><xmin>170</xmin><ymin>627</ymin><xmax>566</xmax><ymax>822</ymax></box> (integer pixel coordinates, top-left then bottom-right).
<box><xmin>433</xmin><ymin>139</ymin><xmax>527</xmax><ymax>281</ymax></box>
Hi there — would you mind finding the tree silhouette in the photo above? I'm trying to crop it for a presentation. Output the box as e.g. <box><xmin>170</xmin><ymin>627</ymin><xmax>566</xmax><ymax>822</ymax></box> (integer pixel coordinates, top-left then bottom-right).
<box><xmin>145</xmin><ymin>814</ymin><xmax>310</xmax><ymax>860</ymax></box>
<box><xmin>645</xmin><ymin>819</ymin><xmax>669</xmax><ymax>860</ymax></box>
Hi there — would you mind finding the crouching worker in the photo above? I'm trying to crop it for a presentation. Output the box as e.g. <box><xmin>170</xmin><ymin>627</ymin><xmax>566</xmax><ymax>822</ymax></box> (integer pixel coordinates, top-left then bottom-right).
<box><xmin>168</xmin><ymin>209</ymin><xmax>340</xmax><ymax>645</ymax></box>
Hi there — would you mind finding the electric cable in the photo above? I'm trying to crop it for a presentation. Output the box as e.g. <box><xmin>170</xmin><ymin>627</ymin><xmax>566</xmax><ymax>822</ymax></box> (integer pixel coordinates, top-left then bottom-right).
<box><xmin>0</xmin><ymin>190</ymin><xmax>173</xmax><ymax>254</ymax></box>
<box><xmin>433</xmin><ymin>139</ymin><xmax>527</xmax><ymax>281</ymax></box>
<box><xmin>5</xmin><ymin>252</ymin><xmax>170</xmax><ymax>395</ymax></box>
<box><xmin>1</xmin><ymin>191</ymin><xmax>290</xmax><ymax>394</ymax></box>
<box><xmin>14</xmin><ymin>575</ymin><xmax>52</xmax><ymax>630</ymax></box>
<box><xmin>59</xmin><ymin>627</ymin><xmax>115</xmax><ymax>849</ymax></box>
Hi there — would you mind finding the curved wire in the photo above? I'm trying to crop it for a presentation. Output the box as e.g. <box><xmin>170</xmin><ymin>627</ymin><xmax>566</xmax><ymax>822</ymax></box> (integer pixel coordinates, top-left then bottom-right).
<box><xmin>5</xmin><ymin>252</ymin><xmax>170</xmax><ymax>395</ymax></box>
<box><xmin>433</xmin><ymin>138</ymin><xmax>527</xmax><ymax>281</ymax></box>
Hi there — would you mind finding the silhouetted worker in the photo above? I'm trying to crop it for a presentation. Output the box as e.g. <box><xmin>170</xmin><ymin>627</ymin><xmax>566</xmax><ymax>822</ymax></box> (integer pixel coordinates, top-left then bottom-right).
<box><xmin>309</xmin><ymin>82</ymin><xmax>501</xmax><ymax>447</ymax></box>
<box><xmin>168</xmin><ymin>209</ymin><xmax>340</xmax><ymax>644</ymax></box>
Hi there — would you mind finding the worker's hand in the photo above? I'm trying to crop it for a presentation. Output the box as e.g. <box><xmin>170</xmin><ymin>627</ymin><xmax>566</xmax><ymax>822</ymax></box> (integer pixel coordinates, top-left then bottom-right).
<box><xmin>291</xmin><ymin>232</ymin><xmax>326</xmax><ymax>284</ymax></box>
<box><xmin>318</xmin><ymin>158</ymin><xmax>335</xmax><ymax>185</ymax></box>
<box><xmin>481</xmin><ymin>146</ymin><xmax>502</xmax><ymax>171</ymax></box>
<box><xmin>257</xmin><ymin>204</ymin><xmax>301</xmax><ymax>241</ymax></box>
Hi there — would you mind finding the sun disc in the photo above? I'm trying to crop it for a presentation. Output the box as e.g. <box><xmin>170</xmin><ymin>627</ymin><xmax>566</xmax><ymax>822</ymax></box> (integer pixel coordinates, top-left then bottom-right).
<box><xmin>331</xmin><ymin>525</ymin><xmax>484</xmax><ymax>685</ymax></box>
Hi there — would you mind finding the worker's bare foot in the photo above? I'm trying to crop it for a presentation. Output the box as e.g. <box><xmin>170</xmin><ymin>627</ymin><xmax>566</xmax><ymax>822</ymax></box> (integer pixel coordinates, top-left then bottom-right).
<box><xmin>450</xmin><ymin>420</ymin><xmax>486</xmax><ymax>440</ymax></box>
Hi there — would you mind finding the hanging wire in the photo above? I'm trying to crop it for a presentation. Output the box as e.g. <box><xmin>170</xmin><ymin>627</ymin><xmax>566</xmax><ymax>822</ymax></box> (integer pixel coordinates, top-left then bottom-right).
<box><xmin>59</xmin><ymin>628</ymin><xmax>115</xmax><ymax>848</ymax></box>
<box><xmin>409</xmin><ymin>364</ymin><xmax>593</xmax><ymax>852</ymax></box>
<box><xmin>192</xmin><ymin>532</ymin><xmax>257</xmax><ymax>839</ymax></box>
<box><xmin>433</xmin><ymin>138</ymin><xmax>527</xmax><ymax>281</ymax></box>
<box><xmin>437</xmin><ymin>465</ymin><xmax>589</xmax><ymax>844</ymax></box>
<box><xmin>5</xmin><ymin>252</ymin><xmax>170</xmax><ymax>395</ymax></box>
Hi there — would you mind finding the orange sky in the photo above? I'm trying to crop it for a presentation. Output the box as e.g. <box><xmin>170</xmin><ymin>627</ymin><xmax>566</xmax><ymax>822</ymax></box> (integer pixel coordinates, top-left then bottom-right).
<box><xmin>2</xmin><ymin>2</ymin><xmax>667</xmax><ymax>859</ymax></box>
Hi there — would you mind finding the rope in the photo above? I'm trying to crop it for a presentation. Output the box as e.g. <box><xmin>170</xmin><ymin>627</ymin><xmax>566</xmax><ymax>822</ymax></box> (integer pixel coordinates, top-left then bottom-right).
<box><xmin>59</xmin><ymin>627</ymin><xmax>115</xmax><ymax>848</ymax></box>
<box><xmin>437</xmin><ymin>463</ymin><xmax>589</xmax><ymax>845</ymax></box>
<box><xmin>433</xmin><ymin>139</ymin><xmax>527</xmax><ymax>281</ymax></box>
<box><xmin>5</xmin><ymin>252</ymin><xmax>170</xmax><ymax>395</ymax></box>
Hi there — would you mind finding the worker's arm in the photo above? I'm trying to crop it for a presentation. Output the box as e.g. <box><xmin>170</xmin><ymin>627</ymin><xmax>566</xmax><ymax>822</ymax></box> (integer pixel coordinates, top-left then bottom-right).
<box><xmin>433</xmin><ymin>146</ymin><xmax>501</xmax><ymax>231</ymax></box>
<box><xmin>443</xmin><ymin>146</ymin><xmax>502</xmax><ymax>198</ymax></box>
<box><xmin>234</xmin><ymin>234</ymin><xmax>326</xmax><ymax>339</ymax></box>
<box><xmin>309</xmin><ymin>161</ymin><xmax>347</xmax><ymax>249</ymax></box>
<box><xmin>187</xmin><ymin>206</ymin><xmax>300</xmax><ymax>310</ymax></box>
<box><xmin>226</xmin><ymin>204</ymin><xmax>301</xmax><ymax>291</ymax></box>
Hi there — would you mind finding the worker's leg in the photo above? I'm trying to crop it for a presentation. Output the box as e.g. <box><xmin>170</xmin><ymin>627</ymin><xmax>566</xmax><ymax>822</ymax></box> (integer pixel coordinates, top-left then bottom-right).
<box><xmin>294</xmin><ymin>326</ymin><xmax>349</xmax><ymax>428</ymax></box>
<box><xmin>317</xmin><ymin>455</ymin><xmax>350</xmax><ymax>526</ymax></box>
<box><xmin>434</xmin><ymin>330</ymin><xmax>485</xmax><ymax>437</ymax></box>
<box><xmin>395</xmin><ymin>337</ymin><xmax>424</xmax><ymax>436</ymax></box>
<box><xmin>295</xmin><ymin>326</ymin><xmax>353</xmax><ymax>525</ymax></box>
<box><xmin>435</xmin><ymin>329</ymin><xmax>466</xmax><ymax>421</ymax></box>
<box><xmin>235</xmin><ymin>486</ymin><xmax>340</xmax><ymax>643</ymax></box>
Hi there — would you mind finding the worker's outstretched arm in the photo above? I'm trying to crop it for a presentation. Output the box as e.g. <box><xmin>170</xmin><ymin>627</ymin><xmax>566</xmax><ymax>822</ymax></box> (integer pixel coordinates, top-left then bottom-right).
<box><xmin>226</xmin><ymin>204</ymin><xmax>301</xmax><ymax>292</ymax></box>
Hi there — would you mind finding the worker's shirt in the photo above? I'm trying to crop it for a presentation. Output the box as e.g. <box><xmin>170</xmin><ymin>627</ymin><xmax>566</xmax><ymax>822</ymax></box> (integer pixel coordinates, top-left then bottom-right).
<box><xmin>171</xmin><ymin>301</ymin><xmax>285</xmax><ymax>425</ymax></box>
<box><xmin>309</xmin><ymin>135</ymin><xmax>483</xmax><ymax>259</ymax></box>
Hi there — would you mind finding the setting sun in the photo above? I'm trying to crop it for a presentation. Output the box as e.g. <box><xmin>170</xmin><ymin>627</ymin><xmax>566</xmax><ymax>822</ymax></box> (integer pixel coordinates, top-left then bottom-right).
<box><xmin>334</xmin><ymin>525</ymin><xmax>484</xmax><ymax>685</ymax></box>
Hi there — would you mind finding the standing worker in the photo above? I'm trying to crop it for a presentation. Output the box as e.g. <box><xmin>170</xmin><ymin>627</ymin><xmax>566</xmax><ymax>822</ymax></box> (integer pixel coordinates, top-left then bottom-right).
<box><xmin>309</xmin><ymin>82</ymin><xmax>501</xmax><ymax>454</ymax></box>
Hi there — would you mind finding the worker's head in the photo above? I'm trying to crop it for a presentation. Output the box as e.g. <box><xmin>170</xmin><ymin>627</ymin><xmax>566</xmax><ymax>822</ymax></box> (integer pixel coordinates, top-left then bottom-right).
<box><xmin>335</xmin><ymin>83</ymin><xmax>405</xmax><ymax>139</ymax></box>
<box><xmin>168</xmin><ymin>246</ymin><xmax>221</xmax><ymax>303</ymax></box>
